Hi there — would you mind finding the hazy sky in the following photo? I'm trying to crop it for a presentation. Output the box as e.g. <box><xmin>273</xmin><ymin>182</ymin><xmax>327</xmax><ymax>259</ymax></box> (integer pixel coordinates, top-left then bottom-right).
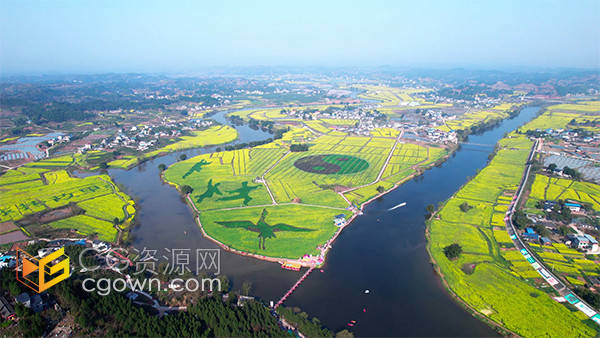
<box><xmin>1</xmin><ymin>0</ymin><xmax>599</xmax><ymax>74</ymax></box>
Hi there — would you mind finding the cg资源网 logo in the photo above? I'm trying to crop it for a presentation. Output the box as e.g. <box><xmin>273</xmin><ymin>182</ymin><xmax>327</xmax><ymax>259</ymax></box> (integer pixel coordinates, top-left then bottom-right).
<box><xmin>16</xmin><ymin>247</ymin><xmax>70</xmax><ymax>293</ymax></box>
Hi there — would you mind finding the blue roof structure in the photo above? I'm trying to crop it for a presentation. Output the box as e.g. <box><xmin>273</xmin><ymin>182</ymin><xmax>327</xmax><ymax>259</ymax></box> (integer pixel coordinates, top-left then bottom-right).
<box><xmin>523</xmin><ymin>233</ymin><xmax>539</xmax><ymax>240</ymax></box>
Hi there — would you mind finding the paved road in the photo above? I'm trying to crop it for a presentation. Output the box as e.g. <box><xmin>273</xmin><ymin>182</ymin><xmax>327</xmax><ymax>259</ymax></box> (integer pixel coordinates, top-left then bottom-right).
<box><xmin>505</xmin><ymin>139</ymin><xmax>600</xmax><ymax>323</ymax></box>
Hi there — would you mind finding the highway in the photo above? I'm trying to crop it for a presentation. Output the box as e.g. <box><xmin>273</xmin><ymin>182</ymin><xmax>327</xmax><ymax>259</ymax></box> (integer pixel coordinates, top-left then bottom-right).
<box><xmin>505</xmin><ymin>139</ymin><xmax>600</xmax><ymax>324</ymax></box>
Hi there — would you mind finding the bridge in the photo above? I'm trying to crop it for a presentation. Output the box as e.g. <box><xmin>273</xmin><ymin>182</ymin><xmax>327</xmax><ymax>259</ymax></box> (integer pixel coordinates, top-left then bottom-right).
<box><xmin>459</xmin><ymin>142</ymin><xmax>495</xmax><ymax>147</ymax></box>
<box><xmin>274</xmin><ymin>266</ymin><xmax>315</xmax><ymax>309</ymax></box>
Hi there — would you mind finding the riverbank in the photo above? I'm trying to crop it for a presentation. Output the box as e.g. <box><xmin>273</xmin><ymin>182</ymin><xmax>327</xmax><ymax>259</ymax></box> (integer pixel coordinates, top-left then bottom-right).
<box><xmin>426</xmin><ymin>106</ymin><xmax>597</xmax><ymax>337</ymax></box>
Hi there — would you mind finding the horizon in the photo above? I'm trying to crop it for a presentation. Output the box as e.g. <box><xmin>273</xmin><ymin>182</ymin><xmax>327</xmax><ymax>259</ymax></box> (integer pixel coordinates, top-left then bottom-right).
<box><xmin>2</xmin><ymin>64</ymin><xmax>600</xmax><ymax>79</ymax></box>
<box><xmin>1</xmin><ymin>0</ymin><xmax>599</xmax><ymax>74</ymax></box>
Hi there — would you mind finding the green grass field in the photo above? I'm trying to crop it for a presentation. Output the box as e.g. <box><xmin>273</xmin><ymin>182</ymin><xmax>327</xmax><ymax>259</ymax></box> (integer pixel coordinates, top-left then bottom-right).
<box><xmin>200</xmin><ymin>204</ymin><xmax>349</xmax><ymax>259</ymax></box>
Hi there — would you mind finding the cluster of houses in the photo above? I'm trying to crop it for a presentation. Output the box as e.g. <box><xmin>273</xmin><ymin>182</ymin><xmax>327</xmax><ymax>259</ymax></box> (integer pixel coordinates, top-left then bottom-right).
<box><xmin>285</xmin><ymin>106</ymin><xmax>393</xmax><ymax>136</ymax></box>
<box><xmin>422</xmin><ymin>127</ymin><xmax>458</xmax><ymax>144</ymax></box>
<box><xmin>567</xmin><ymin>234</ymin><xmax>599</xmax><ymax>251</ymax></box>
<box><xmin>523</xmin><ymin>199</ymin><xmax>600</xmax><ymax>253</ymax></box>
<box><xmin>332</xmin><ymin>118</ymin><xmax>396</xmax><ymax>137</ymax></box>
<box><xmin>539</xmin><ymin>128</ymin><xmax>600</xmax><ymax>160</ymax></box>
<box><xmin>85</xmin><ymin>119</ymin><xmax>214</xmax><ymax>153</ymax></box>
<box><xmin>522</xmin><ymin>225</ymin><xmax>600</xmax><ymax>253</ymax></box>
<box><xmin>46</xmin><ymin>134</ymin><xmax>71</xmax><ymax>147</ymax></box>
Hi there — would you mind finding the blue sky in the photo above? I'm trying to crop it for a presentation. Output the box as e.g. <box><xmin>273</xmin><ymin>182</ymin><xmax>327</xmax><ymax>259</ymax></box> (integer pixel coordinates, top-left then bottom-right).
<box><xmin>1</xmin><ymin>0</ymin><xmax>598</xmax><ymax>73</ymax></box>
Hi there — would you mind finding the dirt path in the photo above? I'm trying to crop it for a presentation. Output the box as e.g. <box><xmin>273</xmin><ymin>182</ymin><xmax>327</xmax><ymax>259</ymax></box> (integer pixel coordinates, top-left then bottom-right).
<box><xmin>339</xmin><ymin>130</ymin><xmax>404</xmax><ymax>200</ymax></box>
<box><xmin>376</xmin><ymin>130</ymin><xmax>403</xmax><ymax>182</ymax></box>
<box><xmin>260</xmin><ymin>150</ymin><xmax>290</xmax><ymax>205</ymax></box>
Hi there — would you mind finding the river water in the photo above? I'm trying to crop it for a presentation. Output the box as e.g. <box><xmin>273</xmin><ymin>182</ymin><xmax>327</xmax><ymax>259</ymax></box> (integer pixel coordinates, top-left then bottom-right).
<box><xmin>109</xmin><ymin>106</ymin><xmax>540</xmax><ymax>336</ymax></box>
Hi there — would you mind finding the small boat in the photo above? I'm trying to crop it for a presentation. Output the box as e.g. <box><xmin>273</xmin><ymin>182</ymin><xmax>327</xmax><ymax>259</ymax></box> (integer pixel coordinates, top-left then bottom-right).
<box><xmin>350</xmin><ymin>320</ymin><xmax>356</xmax><ymax>323</ymax></box>
<box><xmin>364</xmin><ymin>289</ymin><xmax>370</xmax><ymax>294</ymax></box>
<box><xmin>363</xmin><ymin>308</ymin><xmax>367</xmax><ymax>312</ymax></box>
<box><xmin>347</xmin><ymin>323</ymin><xmax>354</xmax><ymax>327</ymax></box>
<box><xmin>320</xmin><ymin>269</ymin><xmax>324</xmax><ymax>273</ymax></box>
<box><xmin>388</xmin><ymin>202</ymin><xmax>407</xmax><ymax>211</ymax></box>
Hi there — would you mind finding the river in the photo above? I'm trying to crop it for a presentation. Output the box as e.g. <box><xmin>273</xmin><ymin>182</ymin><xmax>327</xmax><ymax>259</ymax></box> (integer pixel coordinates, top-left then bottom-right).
<box><xmin>109</xmin><ymin>106</ymin><xmax>540</xmax><ymax>336</ymax></box>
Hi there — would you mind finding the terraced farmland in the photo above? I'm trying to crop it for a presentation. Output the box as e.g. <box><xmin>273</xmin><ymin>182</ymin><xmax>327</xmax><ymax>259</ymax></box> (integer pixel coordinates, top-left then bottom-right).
<box><xmin>0</xmin><ymin>166</ymin><xmax>136</xmax><ymax>242</ymax></box>
<box><xmin>527</xmin><ymin>174</ymin><xmax>600</xmax><ymax>210</ymax></box>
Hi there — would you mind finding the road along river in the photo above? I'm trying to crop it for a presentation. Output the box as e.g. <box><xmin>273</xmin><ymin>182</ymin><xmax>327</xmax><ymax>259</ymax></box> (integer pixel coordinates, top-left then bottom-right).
<box><xmin>109</xmin><ymin>106</ymin><xmax>540</xmax><ymax>336</ymax></box>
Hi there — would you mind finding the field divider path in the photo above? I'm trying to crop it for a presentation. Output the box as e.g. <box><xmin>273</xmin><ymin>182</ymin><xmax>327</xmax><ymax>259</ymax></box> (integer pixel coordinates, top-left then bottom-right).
<box><xmin>260</xmin><ymin>150</ymin><xmax>291</xmax><ymax>205</ymax></box>
<box><xmin>340</xmin><ymin>129</ymin><xmax>404</xmax><ymax>199</ymax></box>
<box><xmin>376</xmin><ymin>129</ymin><xmax>403</xmax><ymax>182</ymax></box>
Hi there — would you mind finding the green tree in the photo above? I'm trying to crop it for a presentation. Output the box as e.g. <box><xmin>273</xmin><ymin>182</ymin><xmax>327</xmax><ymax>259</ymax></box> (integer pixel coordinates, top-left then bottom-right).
<box><xmin>534</xmin><ymin>223</ymin><xmax>550</xmax><ymax>237</ymax></box>
<box><xmin>241</xmin><ymin>281</ymin><xmax>252</xmax><ymax>296</ymax></box>
<box><xmin>563</xmin><ymin>166</ymin><xmax>581</xmax><ymax>180</ymax></box>
<box><xmin>376</xmin><ymin>185</ymin><xmax>385</xmax><ymax>193</ymax></box>
<box><xmin>574</xmin><ymin>287</ymin><xmax>600</xmax><ymax>308</ymax></box>
<box><xmin>512</xmin><ymin>210</ymin><xmax>530</xmax><ymax>229</ymax></box>
<box><xmin>558</xmin><ymin>225</ymin><xmax>574</xmax><ymax>236</ymax></box>
<box><xmin>443</xmin><ymin>243</ymin><xmax>462</xmax><ymax>259</ymax></box>
<box><xmin>8</xmin><ymin>281</ymin><xmax>21</xmax><ymax>297</ymax></box>
<box><xmin>426</xmin><ymin>204</ymin><xmax>435</xmax><ymax>214</ymax></box>
<box><xmin>181</xmin><ymin>185</ymin><xmax>193</xmax><ymax>195</ymax></box>
<box><xmin>158</xmin><ymin>163</ymin><xmax>167</xmax><ymax>171</ymax></box>
<box><xmin>459</xmin><ymin>202</ymin><xmax>473</xmax><ymax>212</ymax></box>
<box><xmin>179</xmin><ymin>154</ymin><xmax>187</xmax><ymax>161</ymax></box>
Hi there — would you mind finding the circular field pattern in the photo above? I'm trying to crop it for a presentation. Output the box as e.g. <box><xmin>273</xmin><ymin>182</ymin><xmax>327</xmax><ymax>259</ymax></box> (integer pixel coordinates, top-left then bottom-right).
<box><xmin>293</xmin><ymin>154</ymin><xmax>369</xmax><ymax>174</ymax></box>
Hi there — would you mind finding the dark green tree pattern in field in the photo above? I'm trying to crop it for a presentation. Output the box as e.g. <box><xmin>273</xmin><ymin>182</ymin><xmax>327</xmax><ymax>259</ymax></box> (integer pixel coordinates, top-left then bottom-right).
<box><xmin>195</xmin><ymin>179</ymin><xmax>222</xmax><ymax>204</ymax></box>
<box><xmin>216</xmin><ymin>208</ymin><xmax>313</xmax><ymax>249</ymax></box>
<box><xmin>293</xmin><ymin>154</ymin><xmax>369</xmax><ymax>174</ymax></box>
<box><xmin>182</xmin><ymin>159</ymin><xmax>211</xmax><ymax>179</ymax></box>
<box><xmin>218</xmin><ymin>181</ymin><xmax>258</xmax><ymax>205</ymax></box>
